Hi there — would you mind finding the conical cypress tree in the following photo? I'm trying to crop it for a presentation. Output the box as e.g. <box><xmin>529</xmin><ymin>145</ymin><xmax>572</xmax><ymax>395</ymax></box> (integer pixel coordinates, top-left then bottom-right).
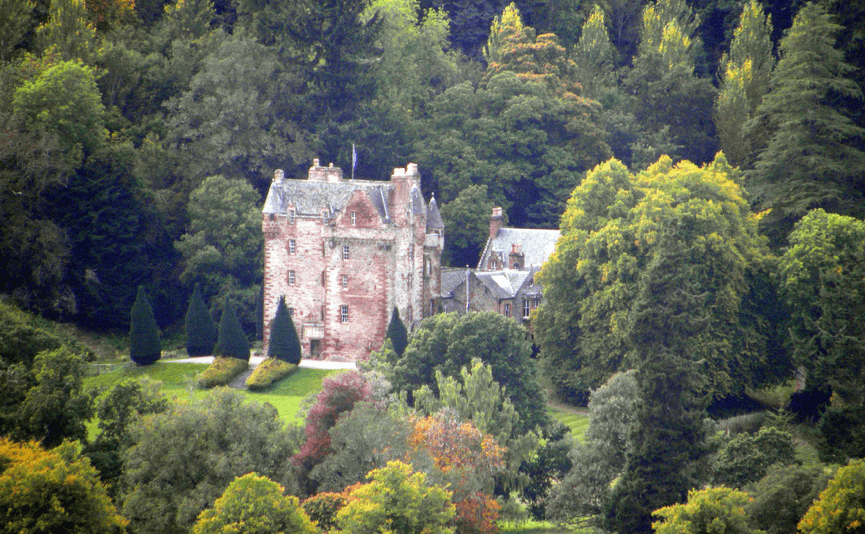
<box><xmin>130</xmin><ymin>286</ymin><xmax>161</xmax><ymax>366</ymax></box>
<box><xmin>216</xmin><ymin>297</ymin><xmax>249</xmax><ymax>361</ymax></box>
<box><xmin>185</xmin><ymin>283</ymin><xmax>216</xmax><ymax>356</ymax></box>
<box><xmin>268</xmin><ymin>296</ymin><xmax>301</xmax><ymax>364</ymax></box>
<box><xmin>385</xmin><ymin>307</ymin><xmax>408</xmax><ymax>357</ymax></box>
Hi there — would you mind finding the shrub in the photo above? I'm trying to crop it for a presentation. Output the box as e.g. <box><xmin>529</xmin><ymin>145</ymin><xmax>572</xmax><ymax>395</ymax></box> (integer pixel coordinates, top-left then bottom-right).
<box><xmin>130</xmin><ymin>286</ymin><xmax>161</xmax><ymax>365</ymax></box>
<box><xmin>268</xmin><ymin>296</ymin><xmax>301</xmax><ymax>364</ymax></box>
<box><xmin>302</xmin><ymin>492</ymin><xmax>348</xmax><ymax>533</ymax></box>
<box><xmin>198</xmin><ymin>357</ymin><xmax>249</xmax><ymax>388</ymax></box>
<box><xmin>714</xmin><ymin>427</ymin><xmax>798</xmax><ymax>488</ymax></box>
<box><xmin>0</xmin><ymin>300</ymin><xmax>63</xmax><ymax>367</ymax></box>
<box><xmin>746</xmin><ymin>464</ymin><xmax>831</xmax><ymax>534</ymax></box>
<box><xmin>216</xmin><ymin>297</ymin><xmax>249</xmax><ymax>361</ymax></box>
<box><xmin>818</xmin><ymin>405</ymin><xmax>865</xmax><ymax>462</ymax></box>
<box><xmin>246</xmin><ymin>358</ymin><xmax>297</xmax><ymax>391</ymax></box>
<box><xmin>185</xmin><ymin>284</ymin><xmax>216</xmax><ymax>357</ymax></box>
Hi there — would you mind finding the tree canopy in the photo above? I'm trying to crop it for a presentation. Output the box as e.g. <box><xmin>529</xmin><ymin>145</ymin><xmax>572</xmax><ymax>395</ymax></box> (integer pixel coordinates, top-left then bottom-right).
<box><xmin>534</xmin><ymin>154</ymin><xmax>786</xmax><ymax>404</ymax></box>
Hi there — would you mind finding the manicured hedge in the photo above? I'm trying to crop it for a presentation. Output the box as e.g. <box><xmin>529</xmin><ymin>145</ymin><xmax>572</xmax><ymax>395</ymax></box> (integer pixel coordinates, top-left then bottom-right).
<box><xmin>246</xmin><ymin>358</ymin><xmax>298</xmax><ymax>391</ymax></box>
<box><xmin>198</xmin><ymin>356</ymin><xmax>249</xmax><ymax>388</ymax></box>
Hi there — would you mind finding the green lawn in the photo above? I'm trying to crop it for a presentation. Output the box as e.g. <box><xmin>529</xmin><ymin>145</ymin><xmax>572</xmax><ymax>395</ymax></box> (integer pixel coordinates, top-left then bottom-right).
<box><xmin>548</xmin><ymin>406</ymin><xmax>590</xmax><ymax>442</ymax></box>
<box><xmin>85</xmin><ymin>361</ymin><xmax>339</xmax><ymax>423</ymax></box>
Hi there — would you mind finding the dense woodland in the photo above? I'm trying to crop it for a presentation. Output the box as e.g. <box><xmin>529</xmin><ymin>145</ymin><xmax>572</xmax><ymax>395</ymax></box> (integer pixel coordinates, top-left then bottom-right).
<box><xmin>2</xmin><ymin>0</ymin><xmax>865</xmax><ymax>532</ymax></box>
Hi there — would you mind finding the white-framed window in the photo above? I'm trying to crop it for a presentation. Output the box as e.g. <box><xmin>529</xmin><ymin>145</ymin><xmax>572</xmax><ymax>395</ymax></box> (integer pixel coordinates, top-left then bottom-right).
<box><xmin>342</xmin><ymin>275</ymin><xmax>348</xmax><ymax>288</ymax></box>
<box><xmin>351</xmin><ymin>211</ymin><xmax>357</xmax><ymax>225</ymax></box>
<box><xmin>341</xmin><ymin>305</ymin><xmax>349</xmax><ymax>323</ymax></box>
<box><xmin>504</xmin><ymin>303</ymin><xmax>510</xmax><ymax>317</ymax></box>
<box><xmin>289</xmin><ymin>210</ymin><xmax>295</xmax><ymax>223</ymax></box>
<box><xmin>342</xmin><ymin>245</ymin><xmax>350</xmax><ymax>260</ymax></box>
<box><xmin>289</xmin><ymin>239</ymin><xmax>296</xmax><ymax>254</ymax></box>
<box><xmin>522</xmin><ymin>299</ymin><xmax>530</xmax><ymax>318</ymax></box>
<box><xmin>288</xmin><ymin>270</ymin><xmax>296</xmax><ymax>285</ymax></box>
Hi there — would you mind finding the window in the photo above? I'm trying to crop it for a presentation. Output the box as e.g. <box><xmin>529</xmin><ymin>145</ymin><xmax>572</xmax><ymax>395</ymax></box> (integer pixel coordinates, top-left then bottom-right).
<box><xmin>342</xmin><ymin>245</ymin><xmax>350</xmax><ymax>260</ymax></box>
<box><xmin>342</xmin><ymin>275</ymin><xmax>348</xmax><ymax>288</ymax></box>
<box><xmin>351</xmin><ymin>211</ymin><xmax>357</xmax><ymax>225</ymax></box>
<box><xmin>340</xmin><ymin>305</ymin><xmax>349</xmax><ymax>323</ymax></box>
<box><xmin>288</xmin><ymin>270</ymin><xmax>296</xmax><ymax>285</ymax></box>
<box><xmin>522</xmin><ymin>299</ymin><xmax>530</xmax><ymax>318</ymax></box>
<box><xmin>289</xmin><ymin>239</ymin><xmax>296</xmax><ymax>254</ymax></box>
<box><xmin>504</xmin><ymin>303</ymin><xmax>510</xmax><ymax>317</ymax></box>
<box><xmin>289</xmin><ymin>210</ymin><xmax>295</xmax><ymax>223</ymax></box>
<box><xmin>407</xmin><ymin>306</ymin><xmax>412</xmax><ymax>323</ymax></box>
<box><xmin>288</xmin><ymin>307</ymin><xmax>294</xmax><ymax>316</ymax></box>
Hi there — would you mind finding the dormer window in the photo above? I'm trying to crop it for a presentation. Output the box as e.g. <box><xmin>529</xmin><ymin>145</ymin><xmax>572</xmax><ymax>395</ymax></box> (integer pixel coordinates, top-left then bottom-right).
<box><xmin>289</xmin><ymin>210</ymin><xmax>295</xmax><ymax>223</ymax></box>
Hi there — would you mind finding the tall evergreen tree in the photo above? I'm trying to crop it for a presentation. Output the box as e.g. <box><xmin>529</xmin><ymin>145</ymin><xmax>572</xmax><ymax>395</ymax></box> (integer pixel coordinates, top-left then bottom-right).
<box><xmin>385</xmin><ymin>307</ymin><xmax>408</xmax><ymax>357</ymax></box>
<box><xmin>216</xmin><ymin>297</ymin><xmax>249</xmax><ymax>361</ymax></box>
<box><xmin>185</xmin><ymin>283</ymin><xmax>216</xmax><ymax>356</ymax></box>
<box><xmin>130</xmin><ymin>286</ymin><xmax>161</xmax><ymax>366</ymax></box>
<box><xmin>603</xmin><ymin>231</ymin><xmax>710</xmax><ymax>534</ymax></box>
<box><xmin>623</xmin><ymin>0</ymin><xmax>717</xmax><ymax>165</ymax></box>
<box><xmin>268</xmin><ymin>296</ymin><xmax>301</xmax><ymax>364</ymax></box>
<box><xmin>716</xmin><ymin>0</ymin><xmax>774</xmax><ymax>167</ymax></box>
<box><xmin>745</xmin><ymin>1</ymin><xmax>865</xmax><ymax>241</ymax></box>
<box><xmin>572</xmin><ymin>5</ymin><xmax>619</xmax><ymax>100</ymax></box>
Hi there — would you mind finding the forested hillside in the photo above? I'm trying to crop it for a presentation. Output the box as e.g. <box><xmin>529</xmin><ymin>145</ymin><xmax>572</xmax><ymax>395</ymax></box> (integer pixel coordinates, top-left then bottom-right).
<box><xmin>2</xmin><ymin>0</ymin><xmax>863</xmax><ymax>333</ymax></box>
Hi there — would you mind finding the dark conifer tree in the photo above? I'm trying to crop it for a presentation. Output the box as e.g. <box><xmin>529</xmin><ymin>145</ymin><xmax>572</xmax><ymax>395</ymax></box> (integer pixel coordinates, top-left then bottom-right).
<box><xmin>603</xmin><ymin>238</ymin><xmax>709</xmax><ymax>534</ymax></box>
<box><xmin>268</xmin><ymin>296</ymin><xmax>301</xmax><ymax>364</ymax></box>
<box><xmin>130</xmin><ymin>286</ymin><xmax>161</xmax><ymax>366</ymax></box>
<box><xmin>216</xmin><ymin>297</ymin><xmax>249</xmax><ymax>361</ymax></box>
<box><xmin>385</xmin><ymin>307</ymin><xmax>408</xmax><ymax>357</ymax></box>
<box><xmin>185</xmin><ymin>283</ymin><xmax>216</xmax><ymax>356</ymax></box>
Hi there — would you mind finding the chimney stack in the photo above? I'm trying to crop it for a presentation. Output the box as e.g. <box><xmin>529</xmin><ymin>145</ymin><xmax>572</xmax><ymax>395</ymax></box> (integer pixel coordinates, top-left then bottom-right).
<box><xmin>489</xmin><ymin>207</ymin><xmax>503</xmax><ymax>240</ymax></box>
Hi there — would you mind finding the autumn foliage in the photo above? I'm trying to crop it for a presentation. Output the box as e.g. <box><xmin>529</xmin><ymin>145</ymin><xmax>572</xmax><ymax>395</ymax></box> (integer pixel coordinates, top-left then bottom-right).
<box><xmin>408</xmin><ymin>411</ymin><xmax>504</xmax><ymax>533</ymax></box>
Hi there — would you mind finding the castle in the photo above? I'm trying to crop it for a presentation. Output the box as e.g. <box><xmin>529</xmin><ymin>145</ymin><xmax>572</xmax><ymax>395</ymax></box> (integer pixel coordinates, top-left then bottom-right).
<box><xmin>261</xmin><ymin>160</ymin><xmax>444</xmax><ymax>361</ymax></box>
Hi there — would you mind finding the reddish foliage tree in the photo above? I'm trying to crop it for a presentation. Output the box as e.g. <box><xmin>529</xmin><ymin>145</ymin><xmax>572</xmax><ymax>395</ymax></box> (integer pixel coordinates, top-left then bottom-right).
<box><xmin>292</xmin><ymin>371</ymin><xmax>372</xmax><ymax>493</ymax></box>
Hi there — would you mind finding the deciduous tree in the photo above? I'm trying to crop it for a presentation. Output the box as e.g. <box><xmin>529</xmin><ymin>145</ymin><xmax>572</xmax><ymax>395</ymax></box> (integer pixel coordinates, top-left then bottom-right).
<box><xmin>799</xmin><ymin>459</ymin><xmax>865</xmax><ymax>534</ymax></box>
<box><xmin>121</xmin><ymin>389</ymin><xmax>302</xmax><ymax>534</ymax></box>
<box><xmin>439</xmin><ymin>185</ymin><xmax>495</xmax><ymax>268</ymax></box>
<box><xmin>0</xmin><ymin>438</ymin><xmax>127</xmax><ymax>534</ymax></box>
<box><xmin>192</xmin><ymin>473</ymin><xmax>316</xmax><ymax>534</ymax></box>
<box><xmin>393</xmin><ymin>311</ymin><xmax>548</xmax><ymax>436</ymax></box>
<box><xmin>534</xmin><ymin>155</ymin><xmax>784</xmax><ymax>405</ymax></box>
<box><xmin>336</xmin><ymin>460</ymin><xmax>456</xmax><ymax>534</ymax></box>
<box><xmin>652</xmin><ymin>487</ymin><xmax>757</xmax><ymax>534</ymax></box>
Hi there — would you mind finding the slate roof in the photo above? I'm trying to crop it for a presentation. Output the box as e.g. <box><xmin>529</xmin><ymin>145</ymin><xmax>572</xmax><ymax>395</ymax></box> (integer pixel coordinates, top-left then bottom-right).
<box><xmin>262</xmin><ymin>179</ymin><xmax>393</xmax><ymax>222</ymax></box>
<box><xmin>474</xmin><ymin>269</ymin><xmax>535</xmax><ymax>300</ymax></box>
<box><xmin>477</xmin><ymin>227</ymin><xmax>560</xmax><ymax>271</ymax></box>
<box><xmin>426</xmin><ymin>195</ymin><xmax>444</xmax><ymax>231</ymax></box>
<box><xmin>441</xmin><ymin>268</ymin><xmax>468</xmax><ymax>298</ymax></box>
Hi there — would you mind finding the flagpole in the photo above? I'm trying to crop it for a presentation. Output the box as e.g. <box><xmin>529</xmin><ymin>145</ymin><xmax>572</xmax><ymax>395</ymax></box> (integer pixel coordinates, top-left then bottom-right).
<box><xmin>351</xmin><ymin>143</ymin><xmax>356</xmax><ymax>180</ymax></box>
